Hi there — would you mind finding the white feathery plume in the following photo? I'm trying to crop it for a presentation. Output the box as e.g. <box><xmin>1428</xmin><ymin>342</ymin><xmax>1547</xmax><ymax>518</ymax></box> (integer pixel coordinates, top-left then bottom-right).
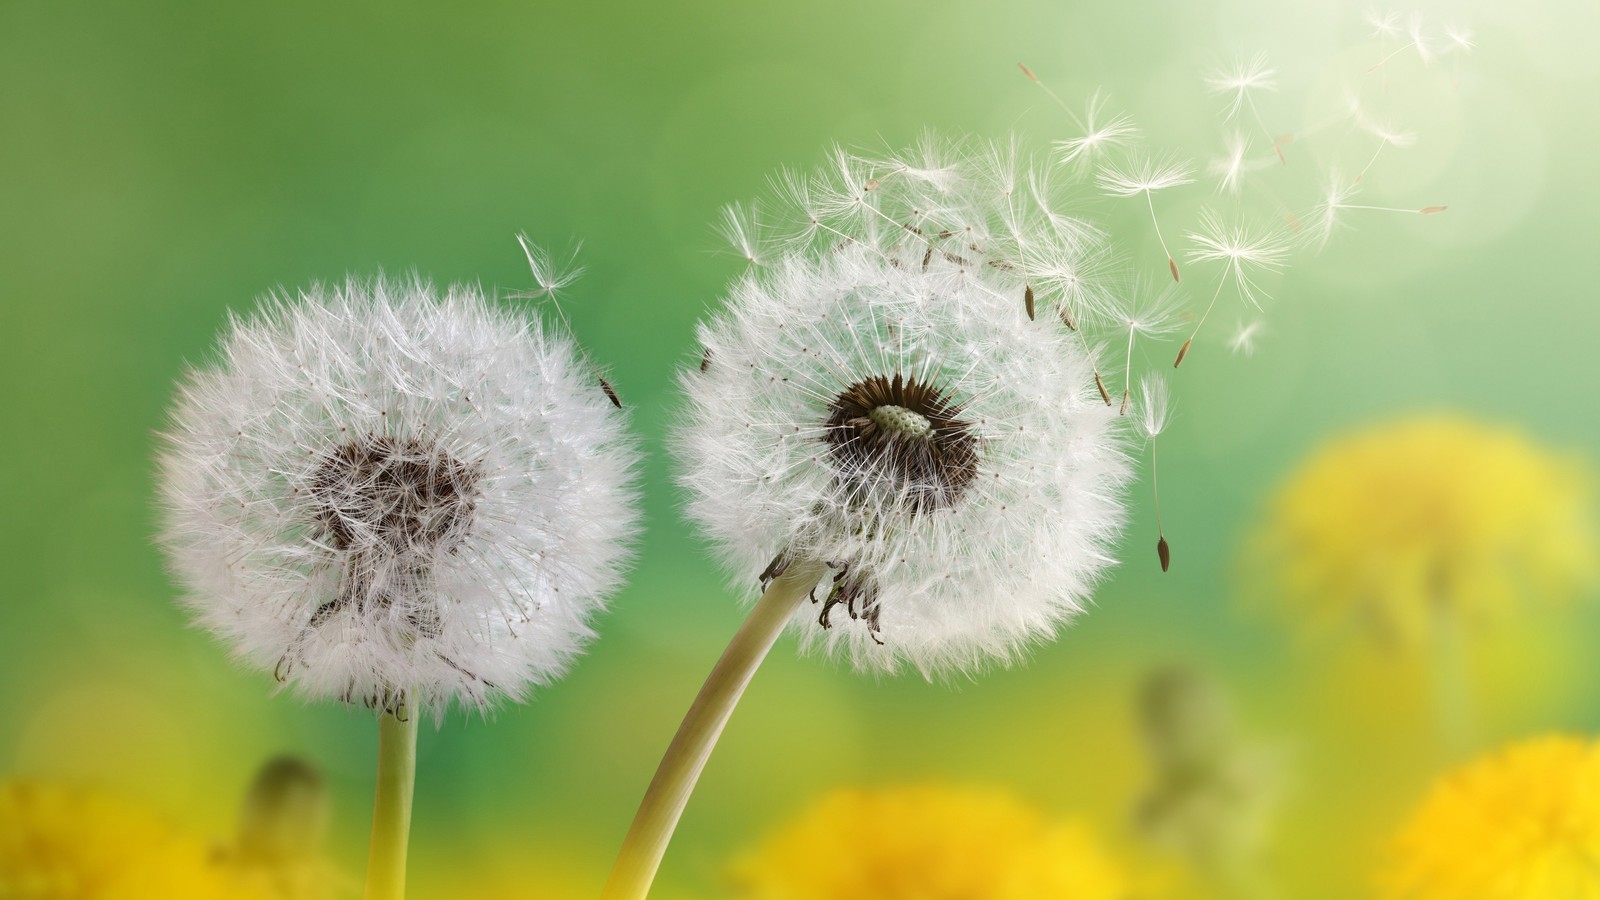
<box><xmin>718</xmin><ymin>202</ymin><xmax>767</xmax><ymax>267</ymax></box>
<box><xmin>1174</xmin><ymin>211</ymin><xmax>1291</xmax><ymax>367</ymax></box>
<box><xmin>1204</xmin><ymin>54</ymin><xmax>1290</xmax><ymax>162</ymax></box>
<box><xmin>1207</xmin><ymin>132</ymin><xmax>1275</xmax><ymax>195</ymax></box>
<box><xmin>1049</xmin><ymin>89</ymin><xmax>1140</xmax><ymax>168</ymax></box>
<box><xmin>157</xmin><ymin>275</ymin><xmax>641</xmax><ymax>716</ymax></box>
<box><xmin>1098</xmin><ymin>155</ymin><xmax>1195</xmax><ymax>283</ymax></box>
<box><xmin>1229</xmin><ymin>319</ymin><xmax>1266</xmax><ymax>356</ymax></box>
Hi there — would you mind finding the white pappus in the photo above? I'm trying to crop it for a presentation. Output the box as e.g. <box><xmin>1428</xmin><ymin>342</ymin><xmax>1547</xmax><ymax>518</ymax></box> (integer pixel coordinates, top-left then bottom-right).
<box><xmin>156</xmin><ymin>275</ymin><xmax>640</xmax><ymax>715</ymax></box>
<box><xmin>680</xmin><ymin>142</ymin><xmax>1133</xmax><ymax>678</ymax></box>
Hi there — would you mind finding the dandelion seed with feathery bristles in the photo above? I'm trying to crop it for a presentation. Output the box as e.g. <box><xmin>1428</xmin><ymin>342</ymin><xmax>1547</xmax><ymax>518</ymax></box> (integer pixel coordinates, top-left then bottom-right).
<box><xmin>1098</xmin><ymin>155</ymin><xmax>1194</xmax><ymax>283</ymax></box>
<box><xmin>157</xmin><ymin>275</ymin><xmax>640</xmax><ymax>717</ymax></box>
<box><xmin>604</xmin><ymin>139</ymin><xmax>1135</xmax><ymax>900</ymax></box>
<box><xmin>1174</xmin><ymin>210</ymin><xmax>1290</xmax><ymax>367</ymax></box>
<box><xmin>1136</xmin><ymin>375</ymin><xmax>1172</xmax><ymax>572</ymax></box>
<box><xmin>1204</xmin><ymin>53</ymin><xmax>1291</xmax><ymax>163</ymax></box>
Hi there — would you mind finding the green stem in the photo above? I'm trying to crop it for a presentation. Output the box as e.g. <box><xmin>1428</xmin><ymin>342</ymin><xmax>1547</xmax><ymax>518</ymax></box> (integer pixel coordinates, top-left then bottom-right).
<box><xmin>602</xmin><ymin>560</ymin><xmax>826</xmax><ymax>900</ymax></box>
<box><xmin>1430</xmin><ymin>606</ymin><xmax>1475</xmax><ymax>757</ymax></box>
<box><xmin>365</xmin><ymin>706</ymin><xmax>420</xmax><ymax>900</ymax></box>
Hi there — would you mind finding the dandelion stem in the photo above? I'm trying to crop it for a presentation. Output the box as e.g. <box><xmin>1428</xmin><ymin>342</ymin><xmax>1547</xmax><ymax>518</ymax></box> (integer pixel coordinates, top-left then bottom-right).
<box><xmin>365</xmin><ymin>707</ymin><xmax>419</xmax><ymax>900</ymax></box>
<box><xmin>1177</xmin><ymin>275</ymin><xmax>1230</xmax><ymax>368</ymax></box>
<box><xmin>602</xmin><ymin>560</ymin><xmax>827</xmax><ymax>900</ymax></box>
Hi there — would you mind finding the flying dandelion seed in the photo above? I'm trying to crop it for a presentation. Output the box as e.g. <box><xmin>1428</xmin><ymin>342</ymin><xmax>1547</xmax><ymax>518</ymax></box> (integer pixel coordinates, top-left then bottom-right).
<box><xmin>1113</xmin><ymin>284</ymin><xmax>1183</xmax><ymax>413</ymax></box>
<box><xmin>1305</xmin><ymin>169</ymin><xmax>1446</xmax><ymax>250</ymax></box>
<box><xmin>1204</xmin><ymin>53</ymin><xmax>1290</xmax><ymax>162</ymax></box>
<box><xmin>1136</xmin><ymin>375</ymin><xmax>1173</xmax><ymax>572</ymax></box>
<box><xmin>1352</xmin><ymin>115</ymin><xmax>1417</xmax><ymax>185</ymax></box>
<box><xmin>1175</xmin><ymin>211</ymin><xmax>1290</xmax><ymax>366</ymax></box>
<box><xmin>1098</xmin><ymin>156</ymin><xmax>1194</xmax><ymax>282</ymax></box>
<box><xmin>1045</xmin><ymin>88</ymin><xmax>1140</xmax><ymax>168</ymax></box>
<box><xmin>1367</xmin><ymin>11</ymin><xmax>1435</xmax><ymax>73</ymax></box>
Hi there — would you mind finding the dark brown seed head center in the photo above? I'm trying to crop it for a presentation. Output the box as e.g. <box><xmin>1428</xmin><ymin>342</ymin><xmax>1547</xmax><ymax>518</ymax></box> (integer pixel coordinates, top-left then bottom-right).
<box><xmin>309</xmin><ymin>436</ymin><xmax>479</xmax><ymax>556</ymax></box>
<box><xmin>824</xmin><ymin>373</ymin><xmax>977</xmax><ymax>511</ymax></box>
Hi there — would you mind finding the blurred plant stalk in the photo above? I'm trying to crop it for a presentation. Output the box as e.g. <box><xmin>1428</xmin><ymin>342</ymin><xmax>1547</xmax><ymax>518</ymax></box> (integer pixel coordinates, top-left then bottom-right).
<box><xmin>603</xmin><ymin>560</ymin><xmax>826</xmax><ymax>900</ymax></box>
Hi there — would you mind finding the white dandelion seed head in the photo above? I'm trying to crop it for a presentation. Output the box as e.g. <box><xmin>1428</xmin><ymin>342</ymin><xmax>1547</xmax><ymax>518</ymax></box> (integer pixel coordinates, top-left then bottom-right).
<box><xmin>1186</xmin><ymin>210</ymin><xmax>1292</xmax><ymax>307</ymax></box>
<box><xmin>1098</xmin><ymin>155</ymin><xmax>1196</xmax><ymax>197</ymax></box>
<box><xmin>1136</xmin><ymin>375</ymin><xmax>1171</xmax><ymax>442</ymax></box>
<box><xmin>680</xmin><ymin>143</ymin><xmax>1133</xmax><ymax>677</ymax></box>
<box><xmin>1204</xmin><ymin>53</ymin><xmax>1278</xmax><ymax>122</ymax></box>
<box><xmin>157</xmin><ymin>275</ymin><xmax>641</xmax><ymax>715</ymax></box>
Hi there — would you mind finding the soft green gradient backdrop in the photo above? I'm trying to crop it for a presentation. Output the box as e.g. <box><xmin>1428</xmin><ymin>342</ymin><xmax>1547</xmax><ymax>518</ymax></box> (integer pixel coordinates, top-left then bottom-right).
<box><xmin>2</xmin><ymin>0</ymin><xmax>1597</xmax><ymax>896</ymax></box>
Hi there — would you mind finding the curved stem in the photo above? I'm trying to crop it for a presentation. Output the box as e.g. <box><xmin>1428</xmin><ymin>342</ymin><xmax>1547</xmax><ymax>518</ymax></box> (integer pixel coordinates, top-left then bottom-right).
<box><xmin>602</xmin><ymin>560</ymin><xmax>826</xmax><ymax>900</ymax></box>
<box><xmin>365</xmin><ymin>707</ymin><xmax>420</xmax><ymax>900</ymax></box>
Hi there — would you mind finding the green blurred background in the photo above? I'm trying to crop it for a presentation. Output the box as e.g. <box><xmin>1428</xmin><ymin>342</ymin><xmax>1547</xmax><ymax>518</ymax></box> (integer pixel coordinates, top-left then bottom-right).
<box><xmin>2</xmin><ymin>0</ymin><xmax>1597</xmax><ymax>896</ymax></box>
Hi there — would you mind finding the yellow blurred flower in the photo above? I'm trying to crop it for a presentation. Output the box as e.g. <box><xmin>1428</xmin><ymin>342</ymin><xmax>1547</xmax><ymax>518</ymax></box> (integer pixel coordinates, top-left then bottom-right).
<box><xmin>1380</xmin><ymin>735</ymin><xmax>1600</xmax><ymax>900</ymax></box>
<box><xmin>0</xmin><ymin>778</ymin><xmax>342</xmax><ymax>900</ymax></box>
<box><xmin>1248</xmin><ymin>416</ymin><xmax>1596</xmax><ymax>645</ymax></box>
<box><xmin>728</xmin><ymin>784</ymin><xmax>1132</xmax><ymax>900</ymax></box>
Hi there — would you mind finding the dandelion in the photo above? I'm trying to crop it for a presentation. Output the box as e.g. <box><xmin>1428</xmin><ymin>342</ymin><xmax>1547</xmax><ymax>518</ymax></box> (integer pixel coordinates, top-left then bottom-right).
<box><xmin>1246</xmin><ymin>417</ymin><xmax>1597</xmax><ymax>748</ymax></box>
<box><xmin>1204</xmin><ymin>54</ymin><xmax>1290</xmax><ymax>162</ymax></box>
<box><xmin>157</xmin><ymin>272</ymin><xmax>640</xmax><ymax>899</ymax></box>
<box><xmin>603</xmin><ymin>141</ymin><xmax>1132</xmax><ymax>899</ymax></box>
<box><xmin>1137</xmin><ymin>375</ymin><xmax>1173</xmax><ymax>571</ymax></box>
<box><xmin>1174</xmin><ymin>211</ymin><xmax>1290</xmax><ymax>367</ymax></box>
<box><xmin>730</xmin><ymin>784</ymin><xmax>1134</xmax><ymax>900</ymax></box>
<box><xmin>1380</xmin><ymin>736</ymin><xmax>1600</xmax><ymax>899</ymax></box>
<box><xmin>1099</xmin><ymin>155</ymin><xmax>1195</xmax><ymax>282</ymax></box>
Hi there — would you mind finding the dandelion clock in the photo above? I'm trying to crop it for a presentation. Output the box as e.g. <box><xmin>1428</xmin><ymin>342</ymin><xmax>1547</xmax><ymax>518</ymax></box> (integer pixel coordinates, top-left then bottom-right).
<box><xmin>603</xmin><ymin>141</ymin><xmax>1134</xmax><ymax>898</ymax></box>
<box><xmin>157</xmin><ymin>264</ymin><xmax>639</xmax><ymax>900</ymax></box>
